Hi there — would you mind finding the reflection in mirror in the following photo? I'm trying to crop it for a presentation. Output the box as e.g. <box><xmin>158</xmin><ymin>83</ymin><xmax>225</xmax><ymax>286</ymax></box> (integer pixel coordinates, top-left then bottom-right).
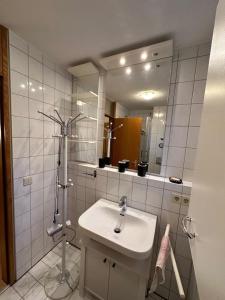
<box><xmin>70</xmin><ymin>71</ymin><xmax>98</xmax><ymax>164</ymax></box>
<box><xmin>100</xmin><ymin>42</ymin><xmax>172</xmax><ymax>174</ymax></box>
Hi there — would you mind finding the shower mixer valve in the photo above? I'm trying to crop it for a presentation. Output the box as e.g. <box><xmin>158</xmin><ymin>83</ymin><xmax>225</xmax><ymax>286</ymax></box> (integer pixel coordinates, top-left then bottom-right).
<box><xmin>57</xmin><ymin>178</ymin><xmax>74</xmax><ymax>189</ymax></box>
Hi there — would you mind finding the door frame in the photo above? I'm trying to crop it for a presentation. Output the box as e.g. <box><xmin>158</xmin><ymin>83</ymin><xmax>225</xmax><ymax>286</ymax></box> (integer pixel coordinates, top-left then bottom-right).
<box><xmin>0</xmin><ymin>25</ymin><xmax>16</xmax><ymax>284</ymax></box>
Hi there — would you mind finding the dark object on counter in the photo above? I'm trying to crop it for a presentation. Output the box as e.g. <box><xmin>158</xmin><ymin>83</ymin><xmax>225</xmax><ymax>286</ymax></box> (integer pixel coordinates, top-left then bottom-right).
<box><xmin>104</xmin><ymin>157</ymin><xmax>111</xmax><ymax>165</ymax></box>
<box><xmin>99</xmin><ymin>158</ymin><xmax>106</xmax><ymax>168</ymax></box>
<box><xmin>169</xmin><ymin>176</ymin><xmax>183</xmax><ymax>184</ymax></box>
<box><xmin>138</xmin><ymin>163</ymin><xmax>148</xmax><ymax>177</ymax></box>
<box><xmin>118</xmin><ymin>161</ymin><xmax>126</xmax><ymax>173</ymax></box>
<box><xmin>140</xmin><ymin>161</ymin><xmax>149</xmax><ymax>171</ymax></box>
<box><xmin>122</xmin><ymin>160</ymin><xmax>130</xmax><ymax>169</ymax></box>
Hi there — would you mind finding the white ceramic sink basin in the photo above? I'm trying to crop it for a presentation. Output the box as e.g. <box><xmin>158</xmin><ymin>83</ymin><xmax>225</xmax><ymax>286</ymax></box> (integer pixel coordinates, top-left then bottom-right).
<box><xmin>78</xmin><ymin>199</ymin><xmax>157</xmax><ymax>260</ymax></box>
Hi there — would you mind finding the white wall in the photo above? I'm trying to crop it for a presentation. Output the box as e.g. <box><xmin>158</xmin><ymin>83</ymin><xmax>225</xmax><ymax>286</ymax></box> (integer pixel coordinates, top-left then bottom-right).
<box><xmin>9</xmin><ymin>30</ymin><xmax>73</xmax><ymax>279</ymax></box>
<box><xmin>115</xmin><ymin>102</ymin><xmax>129</xmax><ymax>117</ymax></box>
<box><xmin>162</xmin><ymin>44</ymin><xmax>210</xmax><ymax>181</ymax></box>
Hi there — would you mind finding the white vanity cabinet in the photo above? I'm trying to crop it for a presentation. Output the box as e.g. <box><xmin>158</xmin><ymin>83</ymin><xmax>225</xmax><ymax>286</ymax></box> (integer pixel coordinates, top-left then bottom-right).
<box><xmin>80</xmin><ymin>238</ymin><xmax>151</xmax><ymax>300</ymax></box>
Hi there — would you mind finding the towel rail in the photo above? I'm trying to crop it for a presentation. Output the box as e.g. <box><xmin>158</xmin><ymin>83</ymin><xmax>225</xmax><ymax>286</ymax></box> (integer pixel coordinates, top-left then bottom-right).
<box><xmin>165</xmin><ymin>224</ymin><xmax>185</xmax><ymax>299</ymax></box>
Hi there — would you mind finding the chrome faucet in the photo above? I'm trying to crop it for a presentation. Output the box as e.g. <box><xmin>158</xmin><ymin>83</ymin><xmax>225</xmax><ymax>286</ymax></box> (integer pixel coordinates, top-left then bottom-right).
<box><xmin>119</xmin><ymin>196</ymin><xmax>127</xmax><ymax>216</ymax></box>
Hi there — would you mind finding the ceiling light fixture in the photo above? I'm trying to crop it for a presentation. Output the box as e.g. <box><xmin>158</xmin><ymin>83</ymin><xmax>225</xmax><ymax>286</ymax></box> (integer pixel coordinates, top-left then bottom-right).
<box><xmin>137</xmin><ymin>90</ymin><xmax>156</xmax><ymax>100</ymax></box>
<box><xmin>120</xmin><ymin>57</ymin><xmax>126</xmax><ymax>66</ymax></box>
<box><xmin>144</xmin><ymin>63</ymin><xmax>151</xmax><ymax>71</ymax></box>
<box><xmin>141</xmin><ymin>51</ymin><xmax>148</xmax><ymax>61</ymax></box>
<box><xmin>125</xmin><ymin>67</ymin><xmax>132</xmax><ymax>75</ymax></box>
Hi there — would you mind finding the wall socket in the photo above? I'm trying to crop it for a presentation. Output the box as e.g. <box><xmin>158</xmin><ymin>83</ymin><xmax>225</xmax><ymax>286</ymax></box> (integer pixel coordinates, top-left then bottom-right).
<box><xmin>23</xmin><ymin>176</ymin><xmax>32</xmax><ymax>186</ymax></box>
<box><xmin>172</xmin><ymin>193</ymin><xmax>190</xmax><ymax>205</ymax></box>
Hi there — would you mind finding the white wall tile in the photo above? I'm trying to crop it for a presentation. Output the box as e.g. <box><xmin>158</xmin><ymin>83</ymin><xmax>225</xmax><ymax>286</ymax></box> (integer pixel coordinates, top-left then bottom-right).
<box><xmin>14</xmin><ymin>194</ymin><xmax>30</xmax><ymax>217</ymax></box>
<box><xmin>13</xmin><ymin>157</ymin><xmax>29</xmax><ymax>178</ymax></box>
<box><xmin>29</xmin><ymin>57</ymin><xmax>43</xmax><ymax>82</ymax></box>
<box><xmin>195</xmin><ymin>56</ymin><xmax>209</xmax><ymax>80</ymax></box>
<box><xmin>169</xmin><ymin>127</ymin><xmax>188</xmax><ymax>147</ymax></box>
<box><xmin>176</xmin><ymin>58</ymin><xmax>196</xmax><ymax>82</ymax></box>
<box><xmin>190</xmin><ymin>104</ymin><xmax>203</xmax><ymax>127</ymax></box>
<box><xmin>184</xmin><ymin>148</ymin><xmax>196</xmax><ymax>170</ymax></box>
<box><xmin>29</xmin><ymin>99</ymin><xmax>43</xmax><ymax>120</ymax></box>
<box><xmin>172</xmin><ymin>105</ymin><xmax>191</xmax><ymax>127</ymax></box>
<box><xmin>11</xmin><ymin>94</ymin><xmax>29</xmax><ymax>118</ymax></box>
<box><xmin>30</xmin><ymin>119</ymin><xmax>43</xmax><ymax>138</ymax></box>
<box><xmin>13</xmin><ymin>138</ymin><xmax>29</xmax><ymax>158</ymax></box>
<box><xmin>30</xmin><ymin>138</ymin><xmax>44</xmax><ymax>156</ymax></box>
<box><xmin>29</xmin><ymin>45</ymin><xmax>42</xmax><ymax>62</ymax></box>
<box><xmin>10</xmin><ymin>46</ymin><xmax>28</xmax><ymax>75</ymax></box>
<box><xmin>167</xmin><ymin>147</ymin><xmax>185</xmax><ymax>168</ymax></box>
<box><xmin>146</xmin><ymin>186</ymin><xmax>163</xmax><ymax>208</ymax></box>
<box><xmin>119</xmin><ymin>180</ymin><xmax>132</xmax><ymax>199</ymax></box>
<box><xmin>43</xmin><ymin>66</ymin><xmax>55</xmax><ymax>87</ymax></box>
<box><xmin>174</xmin><ymin>82</ymin><xmax>193</xmax><ymax>104</ymax></box>
<box><xmin>187</xmin><ymin>127</ymin><xmax>200</xmax><ymax>148</ymax></box>
<box><xmin>96</xmin><ymin>175</ymin><xmax>107</xmax><ymax>192</ymax></box>
<box><xmin>9</xmin><ymin>30</ymin><xmax>28</xmax><ymax>53</ymax></box>
<box><xmin>107</xmin><ymin>177</ymin><xmax>119</xmax><ymax>196</ymax></box>
<box><xmin>132</xmin><ymin>183</ymin><xmax>147</xmax><ymax>203</ymax></box>
<box><xmin>15</xmin><ymin>211</ymin><xmax>30</xmax><ymax>235</ymax></box>
<box><xmin>162</xmin><ymin>190</ymin><xmax>181</xmax><ymax>213</ymax></box>
<box><xmin>160</xmin><ymin>210</ymin><xmax>179</xmax><ymax>233</ymax></box>
<box><xmin>11</xmin><ymin>70</ymin><xmax>28</xmax><ymax>97</ymax></box>
<box><xmin>31</xmin><ymin>173</ymin><xmax>43</xmax><ymax>192</ymax></box>
<box><xmin>28</xmin><ymin>79</ymin><xmax>43</xmax><ymax>101</ymax></box>
<box><xmin>30</xmin><ymin>156</ymin><xmax>44</xmax><ymax>174</ymax></box>
<box><xmin>192</xmin><ymin>80</ymin><xmax>206</xmax><ymax>103</ymax></box>
<box><xmin>43</xmin><ymin>85</ymin><xmax>54</xmax><ymax>105</ymax></box>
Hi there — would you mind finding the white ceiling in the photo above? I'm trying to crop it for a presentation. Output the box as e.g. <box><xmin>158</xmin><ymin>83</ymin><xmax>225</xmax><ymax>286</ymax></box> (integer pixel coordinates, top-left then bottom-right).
<box><xmin>0</xmin><ymin>0</ymin><xmax>218</xmax><ymax>68</ymax></box>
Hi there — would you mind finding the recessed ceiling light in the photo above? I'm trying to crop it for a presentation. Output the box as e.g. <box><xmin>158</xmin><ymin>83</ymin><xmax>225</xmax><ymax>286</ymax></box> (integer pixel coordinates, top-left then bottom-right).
<box><xmin>141</xmin><ymin>51</ymin><xmax>148</xmax><ymax>61</ymax></box>
<box><xmin>125</xmin><ymin>67</ymin><xmax>132</xmax><ymax>75</ymax></box>
<box><xmin>144</xmin><ymin>63</ymin><xmax>151</xmax><ymax>71</ymax></box>
<box><xmin>120</xmin><ymin>57</ymin><xmax>126</xmax><ymax>66</ymax></box>
<box><xmin>137</xmin><ymin>90</ymin><xmax>156</xmax><ymax>100</ymax></box>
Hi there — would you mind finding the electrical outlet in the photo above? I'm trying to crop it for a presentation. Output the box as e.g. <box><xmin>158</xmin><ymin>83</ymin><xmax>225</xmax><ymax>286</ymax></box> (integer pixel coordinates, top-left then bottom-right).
<box><xmin>23</xmin><ymin>176</ymin><xmax>32</xmax><ymax>186</ymax></box>
<box><xmin>172</xmin><ymin>193</ymin><xmax>182</xmax><ymax>204</ymax></box>
<box><xmin>182</xmin><ymin>196</ymin><xmax>190</xmax><ymax>206</ymax></box>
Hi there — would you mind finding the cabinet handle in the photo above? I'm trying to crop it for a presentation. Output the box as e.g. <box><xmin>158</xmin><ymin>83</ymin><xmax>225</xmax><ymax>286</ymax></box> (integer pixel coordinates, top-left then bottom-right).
<box><xmin>103</xmin><ymin>258</ymin><xmax>107</xmax><ymax>263</ymax></box>
<box><xmin>112</xmin><ymin>263</ymin><xmax>116</xmax><ymax>268</ymax></box>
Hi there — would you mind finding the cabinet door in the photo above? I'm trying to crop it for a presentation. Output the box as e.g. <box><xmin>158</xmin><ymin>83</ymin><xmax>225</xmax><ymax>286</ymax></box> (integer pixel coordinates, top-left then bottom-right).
<box><xmin>108</xmin><ymin>262</ymin><xmax>139</xmax><ymax>300</ymax></box>
<box><xmin>85</xmin><ymin>248</ymin><xmax>109</xmax><ymax>300</ymax></box>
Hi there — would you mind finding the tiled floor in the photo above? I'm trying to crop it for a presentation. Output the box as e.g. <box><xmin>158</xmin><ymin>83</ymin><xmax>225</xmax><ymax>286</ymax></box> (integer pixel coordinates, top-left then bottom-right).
<box><xmin>0</xmin><ymin>243</ymin><xmax>83</xmax><ymax>300</ymax></box>
<box><xmin>0</xmin><ymin>243</ymin><xmax>157</xmax><ymax>300</ymax></box>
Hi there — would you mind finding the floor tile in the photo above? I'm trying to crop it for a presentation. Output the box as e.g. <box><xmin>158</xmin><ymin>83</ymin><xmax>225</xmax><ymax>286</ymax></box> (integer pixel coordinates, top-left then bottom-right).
<box><xmin>29</xmin><ymin>260</ymin><xmax>50</xmax><ymax>284</ymax></box>
<box><xmin>0</xmin><ymin>287</ymin><xmax>21</xmax><ymax>300</ymax></box>
<box><xmin>23</xmin><ymin>282</ymin><xmax>46</xmax><ymax>300</ymax></box>
<box><xmin>12</xmin><ymin>272</ymin><xmax>37</xmax><ymax>297</ymax></box>
<box><xmin>41</xmin><ymin>251</ymin><xmax>61</xmax><ymax>267</ymax></box>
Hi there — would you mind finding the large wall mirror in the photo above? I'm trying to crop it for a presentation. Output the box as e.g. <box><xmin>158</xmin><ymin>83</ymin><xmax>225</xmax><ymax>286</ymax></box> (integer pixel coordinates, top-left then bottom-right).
<box><xmin>100</xmin><ymin>41</ymin><xmax>173</xmax><ymax>174</ymax></box>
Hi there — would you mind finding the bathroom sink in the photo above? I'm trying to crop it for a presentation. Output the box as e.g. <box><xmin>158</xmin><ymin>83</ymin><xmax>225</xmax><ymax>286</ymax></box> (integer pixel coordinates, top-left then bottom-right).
<box><xmin>78</xmin><ymin>199</ymin><xmax>157</xmax><ymax>260</ymax></box>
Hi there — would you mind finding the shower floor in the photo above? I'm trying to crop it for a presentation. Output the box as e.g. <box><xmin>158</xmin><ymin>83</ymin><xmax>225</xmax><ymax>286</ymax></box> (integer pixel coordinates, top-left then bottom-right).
<box><xmin>0</xmin><ymin>242</ymin><xmax>156</xmax><ymax>300</ymax></box>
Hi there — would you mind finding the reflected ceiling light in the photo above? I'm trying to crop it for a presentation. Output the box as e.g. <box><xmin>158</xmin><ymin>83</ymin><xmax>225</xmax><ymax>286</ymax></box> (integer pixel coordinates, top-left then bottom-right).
<box><xmin>31</xmin><ymin>88</ymin><xmax>36</xmax><ymax>92</ymax></box>
<box><xmin>39</xmin><ymin>86</ymin><xmax>43</xmax><ymax>90</ymax></box>
<box><xmin>77</xmin><ymin>100</ymin><xmax>86</xmax><ymax>106</ymax></box>
<box><xmin>125</xmin><ymin>67</ymin><xmax>132</xmax><ymax>75</ymax></box>
<box><xmin>141</xmin><ymin>51</ymin><xmax>148</xmax><ymax>61</ymax></box>
<box><xmin>29</xmin><ymin>82</ymin><xmax>32</xmax><ymax>86</ymax></box>
<box><xmin>89</xmin><ymin>90</ymin><xmax>98</xmax><ymax>97</ymax></box>
<box><xmin>137</xmin><ymin>90</ymin><xmax>156</xmax><ymax>100</ymax></box>
<box><xmin>120</xmin><ymin>57</ymin><xmax>126</xmax><ymax>65</ymax></box>
<box><xmin>20</xmin><ymin>83</ymin><xmax>26</xmax><ymax>89</ymax></box>
<box><xmin>144</xmin><ymin>63</ymin><xmax>151</xmax><ymax>71</ymax></box>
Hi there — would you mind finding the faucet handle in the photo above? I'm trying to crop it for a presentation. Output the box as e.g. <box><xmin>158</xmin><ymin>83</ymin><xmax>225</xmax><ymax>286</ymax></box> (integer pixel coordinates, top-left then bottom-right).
<box><xmin>119</xmin><ymin>196</ymin><xmax>127</xmax><ymax>207</ymax></box>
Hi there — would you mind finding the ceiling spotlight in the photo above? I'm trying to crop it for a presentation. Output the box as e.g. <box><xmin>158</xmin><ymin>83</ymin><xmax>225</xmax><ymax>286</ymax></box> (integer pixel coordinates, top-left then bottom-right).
<box><xmin>141</xmin><ymin>51</ymin><xmax>148</xmax><ymax>61</ymax></box>
<box><xmin>125</xmin><ymin>67</ymin><xmax>132</xmax><ymax>75</ymax></box>
<box><xmin>144</xmin><ymin>63</ymin><xmax>151</xmax><ymax>71</ymax></box>
<box><xmin>120</xmin><ymin>57</ymin><xmax>126</xmax><ymax>66</ymax></box>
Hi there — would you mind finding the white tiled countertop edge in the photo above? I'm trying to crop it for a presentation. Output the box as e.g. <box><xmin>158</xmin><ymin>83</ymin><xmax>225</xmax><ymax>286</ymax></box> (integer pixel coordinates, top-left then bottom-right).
<box><xmin>68</xmin><ymin>161</ymin><xmax>192</xmax><ymax>195</ymax></box>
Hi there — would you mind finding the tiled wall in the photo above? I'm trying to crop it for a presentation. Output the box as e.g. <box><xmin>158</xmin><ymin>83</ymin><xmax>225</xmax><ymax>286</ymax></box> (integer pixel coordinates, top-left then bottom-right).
<box><xmin>70</xmin><ymin>80</ymin><xmax>98</xmax><ymax>164</ymax></box>
<box><xmin>9</xmin><ymin>30</ymin><xmax>73</xmax><ymax>279</ymax></box>
<box><xmin>68</xmin><ymin>44</ymin><xmax>210</xmax><ymax>300</ymax></box>
<box><xmin>162</xmin><ymin>44</ymin><xmax>210</xmax><ymax>181</ymax></box>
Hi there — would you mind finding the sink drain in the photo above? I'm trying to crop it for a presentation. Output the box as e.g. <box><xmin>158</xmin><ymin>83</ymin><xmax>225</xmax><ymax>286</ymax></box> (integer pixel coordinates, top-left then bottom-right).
<box><xmin>114</xmin><ymin>227</ymin><xmax>121</xmax><ymax>233</ymax></box>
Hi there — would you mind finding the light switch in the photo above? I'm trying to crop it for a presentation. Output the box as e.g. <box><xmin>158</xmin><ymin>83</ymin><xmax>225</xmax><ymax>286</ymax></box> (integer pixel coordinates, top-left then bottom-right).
<box><xmin>23</xmin><ymin>176</ymin><xmax>32</xmax><ymax>186</ymax></box>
